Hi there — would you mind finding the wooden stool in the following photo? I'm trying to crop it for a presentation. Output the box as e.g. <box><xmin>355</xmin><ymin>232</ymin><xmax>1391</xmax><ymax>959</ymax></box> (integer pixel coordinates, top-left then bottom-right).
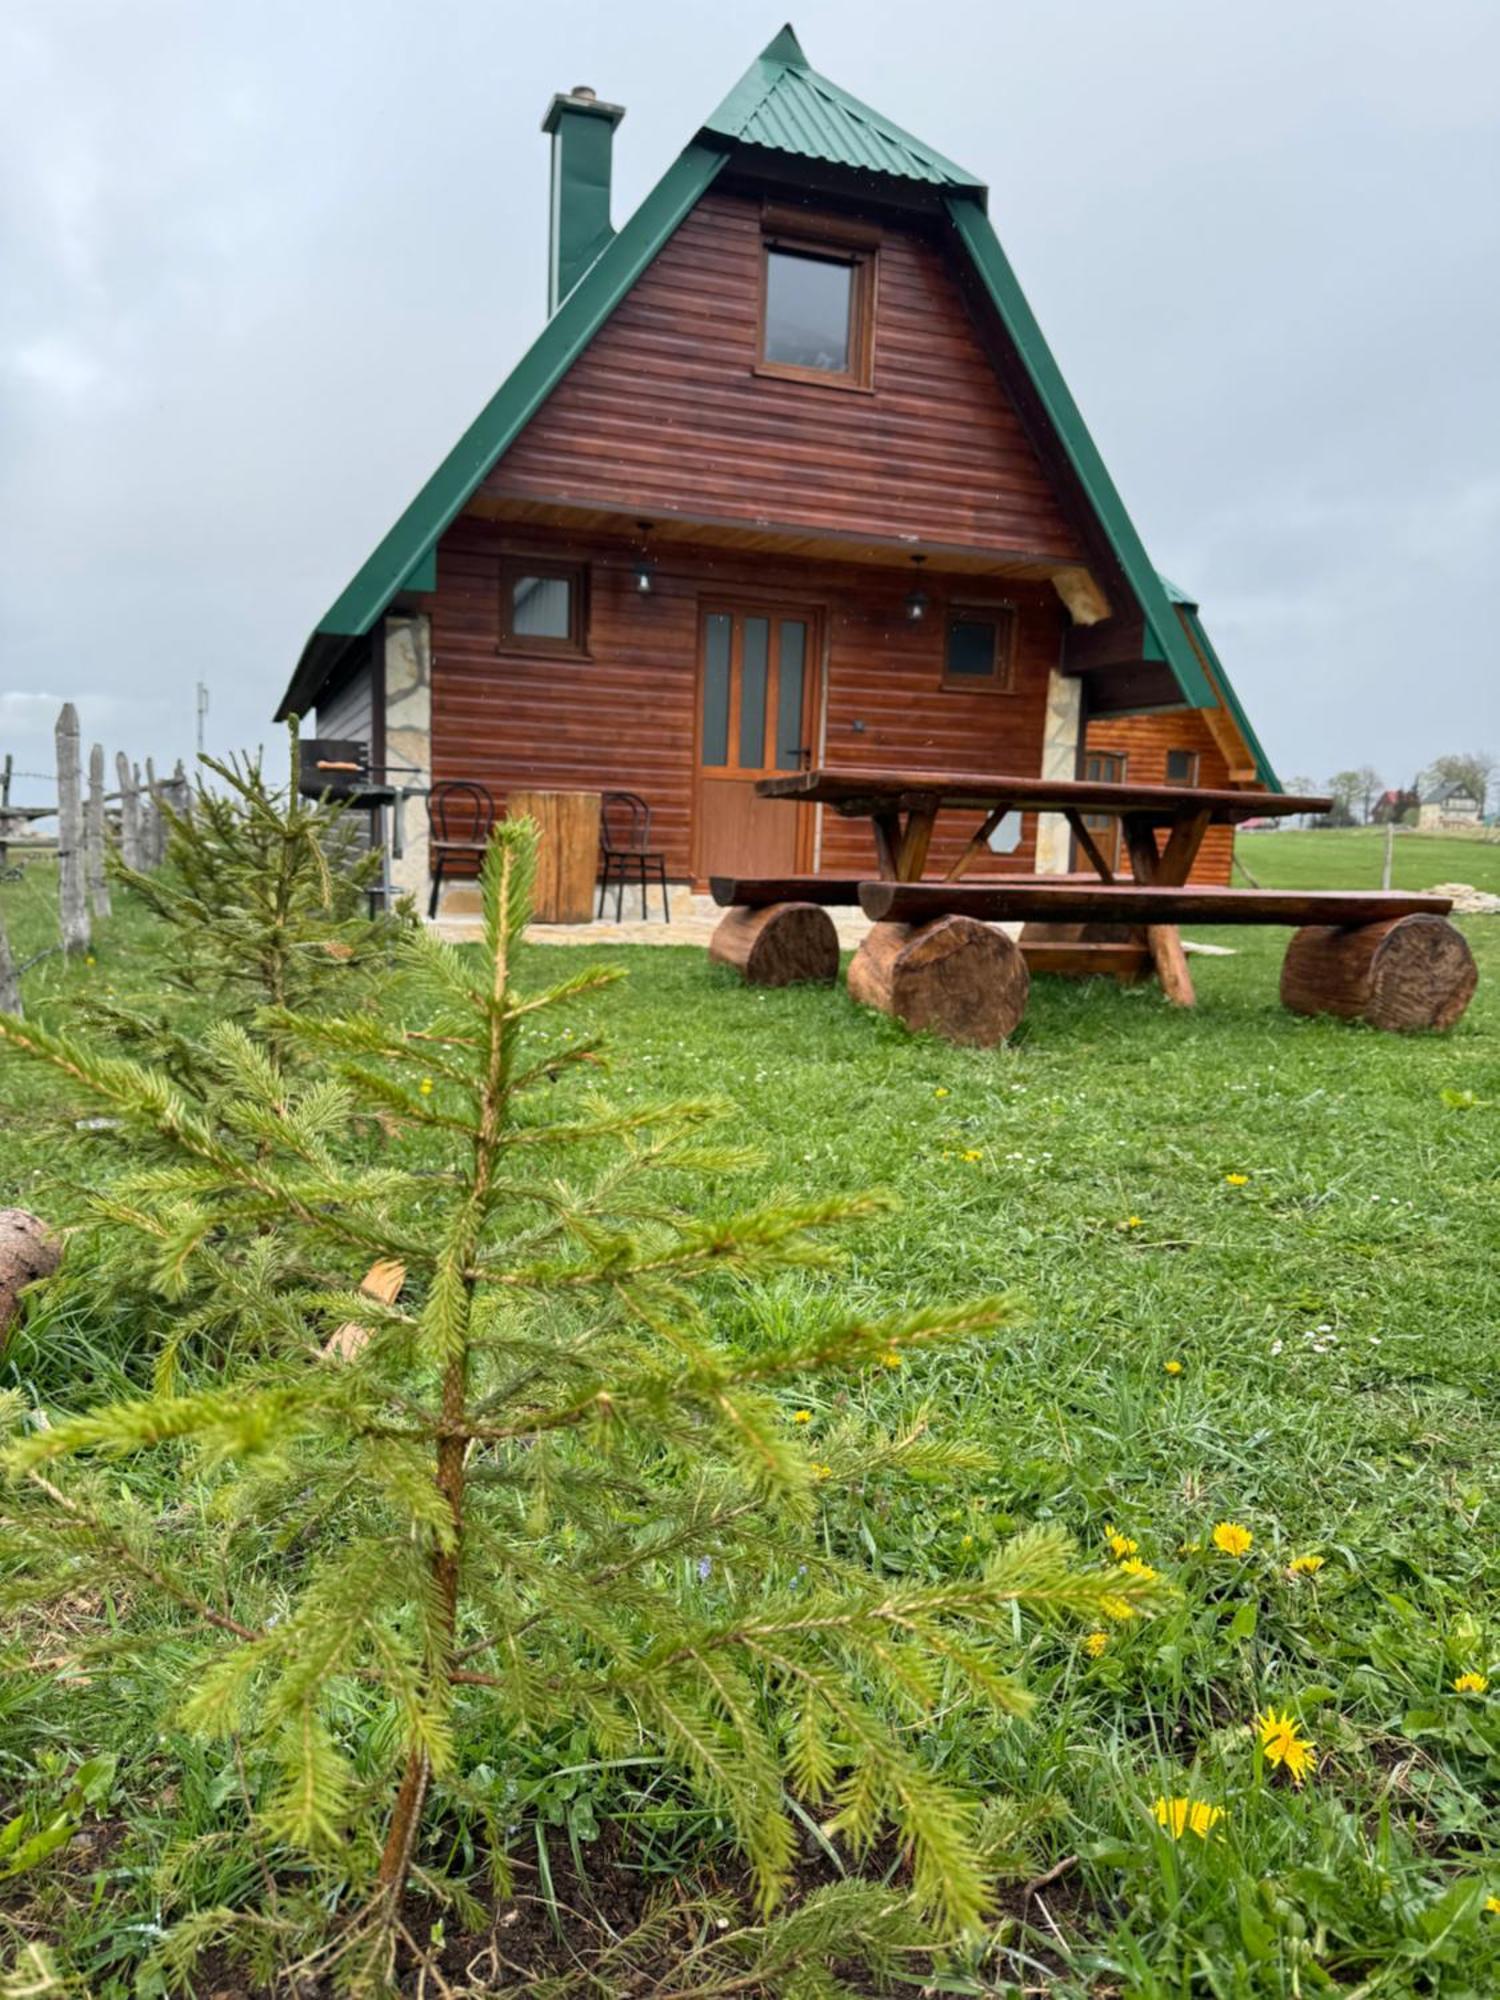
<box><xmin>1281</xmin><ymin>915</ymin><xmax>1477</xmax><ymax>1032</ymax></box>
<box><xmin>848</xmin><ymin>917</ymin><xmax>1029</xmax><ymax>1046</ymax></box>
<box><xmin>708</xmin><ymin>903</ymin><xmax>839</xmax><ymax>986</ymax></box>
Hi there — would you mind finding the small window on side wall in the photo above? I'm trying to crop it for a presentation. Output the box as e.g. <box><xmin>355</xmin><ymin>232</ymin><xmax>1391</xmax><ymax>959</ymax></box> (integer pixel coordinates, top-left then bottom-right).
<box><xmin>499</xmin><ymin>559</ymin><xmax>588</xmax><ymax>656</ymax></box>
<box><xmin>1165</xmin><ymin>748</ymin><xmax>1200</xmax><ymax>786</ymax></box>
<box><xmin>758</xmin><ymin>219</ymin><xmax>876</xmax><ymax>391</ymax></box>
<box><xmin>942</xmin><ymin>604</ymin><xmax>1017</xmax><ymax>692</ymax></box>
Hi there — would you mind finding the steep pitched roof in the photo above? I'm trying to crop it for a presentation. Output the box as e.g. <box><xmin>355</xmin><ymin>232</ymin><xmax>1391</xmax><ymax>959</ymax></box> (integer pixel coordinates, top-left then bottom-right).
<box><xmin>276</xmin><ymin>26</ymin><xmax>1244</xmax><ymax>734</ymax></box>
<box><xmin>1153</xmin><ymin>572</ymin><xmax>1279</xmax><ymax>790</ymax></box>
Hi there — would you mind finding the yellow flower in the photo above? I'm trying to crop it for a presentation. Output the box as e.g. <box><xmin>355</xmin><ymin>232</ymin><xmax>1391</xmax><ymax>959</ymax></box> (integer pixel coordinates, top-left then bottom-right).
<box><xmin>1287</xmin><ymin>1554</ymin><xmax>1324</xmax><ymax>1576</ymax></box>
<box><xmin>880</xmin><ymin>1350</ymin><xmax>903</xmax><ymax>1369</ymax></box>
<box><xmin>1454</xmin><ymin>1672</ymin><xmax>1490</xmax><ymax>1695</ymax></box>
<box><xmin>1487</xmin><ymin>1895</ymin><xmax>1500</xmax><ymax>1915</ymax></box>
<box><xmin>84</xmin><ymin>954</ymin><xmax>96</xmax><ymax>966</ymax></box>
<box><xmin>1178</xmin><ymin>1540</ymin><xmax>1203</xmax><ymax>1556</ymax></box>
<box><xmin>962</xmin><ymin>1147</ymin><xmax>983</xmax><ymax>1163</ymax></box>
<box><xmin>1126</xmin><ymin>1215</ymin><xmax>1142</xmax><ymax>1228</ymax></box>
<box><xmin>1084</xmin><ymin>1630</ymin><xmax>1109</xmax><ymax>1657</ymax></box>
<box><xmin>1212</xmin><ymin>1521</ymin><xmax>1253</xmax><ymax>1558</ymax></box>
<box><xmin>1164</xmin><ymin>1359</ymin><xmax>1183</xmax><ymax>1375</ymax></box>
<box><xmin>1100</xmin><ymin>1594</ymin><xmax>1137</xmax><ymax>1622</ymax></box>
<box><xmin>1225</xmin><ymin>1173</ymin><xmax>1249</xmax><ymax>1187</ymax></box>
<box><xmin>1258</xmin><ymin>1707</ymin><xmax>1316</xmax><ymax>1786</ymax></box>
<box><xmin>418</xmin><ymin>1077</ymin><xmax>434</xmax><ymax>1096</ymax></box>
<box><xmin>811</xmin><ymin>1463</ymin><xmax>832</xmax><ymax>1481</ymax></box>
<box><xmin>792</xmin><ymin>1410</ymin><xmax>812</xmax><ymax>1425</ymax></box>
<box><xmin>961</xmin><ymin>1533</ymin><xmax>974</xmax><ymax>1549</ymax></box>
<box><xmin>1153</xmin><ymin>1796</ymin><xmax>1224</xmax><ymax>1839</ymax></box>
<box><xmin>1104</xmin><ymin>1525</ymin><xmax>1138</xmax><ymax>1559</ymax></box>
<box><xmin>933</xmin><ymin>1086</ymin><xmax>949</xmax><ymax>1098</ymax></box>
<box><xmin>1119</xmin><ymin>1557</ymin><xmax>1159</xmax><ymax>1581</ymax></box>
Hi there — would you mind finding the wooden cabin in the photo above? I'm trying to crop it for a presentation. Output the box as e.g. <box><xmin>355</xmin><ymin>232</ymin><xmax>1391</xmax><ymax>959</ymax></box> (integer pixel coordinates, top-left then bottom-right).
<box><xmin>275</xmin><ymin>26</ymin><xmax>1278</xmax><ymax>912</ymax></box>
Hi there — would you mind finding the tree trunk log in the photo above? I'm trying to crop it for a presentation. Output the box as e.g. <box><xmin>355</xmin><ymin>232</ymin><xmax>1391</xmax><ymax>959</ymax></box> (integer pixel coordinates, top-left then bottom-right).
<box><xmin>86</xmin><ymin>743</ymin><xmax>112</xmax><ymax>920</ymax></box>
<box><xmin>847</xmin><ymin>917</ymin><xmax>1030</xmax><ymax>1046</ymax></box>
<box><xmin>54</xmin><ymin>704</ymin><xmax>89</xmax><ymax>955</ymax></box>
<box><xmin>1281</xmin><ymin>916</ymin><xmax>1477</xmax><ymax>1032</ymax></box>
<box><xmin>0</xmin><ymin>1209</ymin><xmax>62</xmax><ymax>1350</ymax></box>
<box><xmin>708</xmin><ymin>903</ymin><xmax>839</xmax><ymax>986</ymax></box>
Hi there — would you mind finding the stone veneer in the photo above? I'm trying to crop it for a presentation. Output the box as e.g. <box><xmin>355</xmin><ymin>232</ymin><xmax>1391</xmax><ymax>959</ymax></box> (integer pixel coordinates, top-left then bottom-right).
<box><xmin>1034</xmin><ymin>668</ymin><xmax>1082</xmax><ymax>874</ymax></box>
<box><xmin>384</xmin><ymin>614</ymin><xmax>432</xmax><ymax>906</ymax></box>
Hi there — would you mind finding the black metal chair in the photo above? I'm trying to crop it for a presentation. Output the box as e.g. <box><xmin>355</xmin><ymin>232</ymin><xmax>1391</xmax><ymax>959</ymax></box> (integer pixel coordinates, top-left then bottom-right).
<box><xmin>598</xmin><ymin>791</ymin><xmax>670</xmax><ymax>922</ymax></box>
<box><xmin>427</xmin><ymin>781</ymin><xmax>494</xmax><ymax>919</ymax></box>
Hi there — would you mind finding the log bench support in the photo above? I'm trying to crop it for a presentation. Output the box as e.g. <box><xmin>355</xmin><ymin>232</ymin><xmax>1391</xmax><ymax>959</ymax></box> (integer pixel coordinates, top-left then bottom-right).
<box><xmin>847</xmin><ymin>917</ymin><xmax>1030</xmax><ymax>1046</ymax></box>
<box><xmin>1280</xmin><ymin>915</ymin><xmax>1477</xmax><ymax>1033</ymax></box>
<box><xmin>708</xmin><ymin>902</ymin><xmax>840</xmax><ymax>987</ymax></box>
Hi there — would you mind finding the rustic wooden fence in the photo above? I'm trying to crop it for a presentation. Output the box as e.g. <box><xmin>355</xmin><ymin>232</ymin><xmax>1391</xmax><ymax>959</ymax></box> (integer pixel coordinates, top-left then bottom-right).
<box><xmin>0</xmin><ymin>703</ymin><xmax>190</xmax><ymax>1015</ymax></box>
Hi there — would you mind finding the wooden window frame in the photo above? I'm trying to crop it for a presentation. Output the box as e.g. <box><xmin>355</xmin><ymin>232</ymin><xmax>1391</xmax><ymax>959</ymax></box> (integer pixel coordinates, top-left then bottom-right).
<box><xmin>498</xmin><ymin>557</ymin><xmax>589</xmax><ymax>657</ymax></box>
<box><xmin>1165</xmin><ymin>747</ymin><xmax>1201</xmax><ymax>787</ymax></box>
<box><xmin>940</xmin><ymin>601</ymin><xmax>1018</xmax><ymax>694</ymax></box>
<box><xmin>755</xmin><ymin>216</ymin><xmax>877</xmax><ymax>394</ymax></box>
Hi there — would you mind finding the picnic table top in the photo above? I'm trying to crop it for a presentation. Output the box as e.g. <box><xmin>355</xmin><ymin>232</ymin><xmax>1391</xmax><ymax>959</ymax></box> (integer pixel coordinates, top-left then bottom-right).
<box><xmin>756</xmin><ymin>767</ymin><xmax>1330</xmax><ymax>823</ymax></box>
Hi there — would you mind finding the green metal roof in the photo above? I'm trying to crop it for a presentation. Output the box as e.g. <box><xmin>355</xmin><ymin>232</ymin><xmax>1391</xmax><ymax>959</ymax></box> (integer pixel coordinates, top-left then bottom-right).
<box><xmin>701</xmin><ymin>25</ymin><xmax>983</xmax><ymax>190</ymax></box>
<box><xmin>276</xmin><ymin>23</ymin><xmax>1271</xmax><ymax>765</ymax></box>
<box><xmin>1181</xmin><ymin>606</ymin><xmax>1281</xmax><ymax>791</ymax></box>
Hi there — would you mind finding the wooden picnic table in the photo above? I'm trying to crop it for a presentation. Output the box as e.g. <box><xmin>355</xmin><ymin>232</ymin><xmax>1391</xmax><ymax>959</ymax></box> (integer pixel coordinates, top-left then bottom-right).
<box><xmin>755</xmin><ymin>767</ymin><xmax>1331</xmax><ymax>1004</ymax></box>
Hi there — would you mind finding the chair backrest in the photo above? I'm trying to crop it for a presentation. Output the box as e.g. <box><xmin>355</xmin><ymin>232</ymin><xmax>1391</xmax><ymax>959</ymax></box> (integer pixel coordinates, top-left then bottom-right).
<box><xmin>428</xmin><ymin>781</ymin><xmax>494</xmax><ymax>844</ymax></box>
<box><xmin>600</xmin><ymin>791</ymin><xmax>652</xmax><ymax>853</ymax></box>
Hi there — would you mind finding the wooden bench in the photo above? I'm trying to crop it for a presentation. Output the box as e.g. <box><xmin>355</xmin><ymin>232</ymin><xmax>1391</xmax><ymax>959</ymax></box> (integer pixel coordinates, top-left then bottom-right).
<box><xmin>853</xmin><ymin>882</ymin><xmax>1476</xmax><ymax>1035</ymax></box>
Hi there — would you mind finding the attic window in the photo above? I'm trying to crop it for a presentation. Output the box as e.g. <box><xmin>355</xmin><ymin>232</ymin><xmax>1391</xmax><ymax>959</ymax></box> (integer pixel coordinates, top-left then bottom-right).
<box><xmin>942</xmin><ymin>604</ymin><xmax>1017</xmax><ymax>692</ymax></box>
<box><xmin>499</xmin><ymin>558</ymin><xmax>588</xmax><ymax>656</ymax></box>
<box><xmin>758</xmin><ymin>220</ymin><xmax>876</xmax><ymax>390</ymax></box>
<box><xmin>1165</xmin><ymin>748</ymin><xmax>1200</xmax><ymax>786</ymax></box>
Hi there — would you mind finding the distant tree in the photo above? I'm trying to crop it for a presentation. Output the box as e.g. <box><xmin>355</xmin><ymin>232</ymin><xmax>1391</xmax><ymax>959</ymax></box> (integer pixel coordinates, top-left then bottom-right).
<box><xmin>1372</xmin><ymin>785</ymin><xmax>1418</xmax><ymax>825</ymax></box>
<box><xmin>1419</xmin><ymin>752</ymin><xmax>1495</xmax><ymax>814</ymax></box>
<box><xmin>1325</xmin><ymin>770</ymin><xmax>1364</xmax><ymax>827</ymax></box>
<box><xmin>1349</xmin><ymin>766</ymin><xmax>1384</xmax><ymax>824</ymax></box>
<box><xmin>1286</xmin><ymin>776</ymin><xmax>1320</xmax><ymax>828</ymax></box>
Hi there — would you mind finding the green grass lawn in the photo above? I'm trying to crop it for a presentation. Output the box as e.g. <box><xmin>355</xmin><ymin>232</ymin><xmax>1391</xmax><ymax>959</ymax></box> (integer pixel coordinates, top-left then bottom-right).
<box><xmin>2</xmin><ymin>836</ymin><xmax>1499</xmax><ymax>1995</ymax></box>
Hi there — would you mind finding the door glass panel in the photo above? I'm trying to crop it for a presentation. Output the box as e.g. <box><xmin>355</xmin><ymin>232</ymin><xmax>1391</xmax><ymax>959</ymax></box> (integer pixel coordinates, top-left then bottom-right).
<box><xmin>701</xmin><ymin>613</ymin><xmax>732</xmax><ymax>766</ymax></box>
<box><xmin>739</xmin><ymin>616</ymin><xmax>770</xmax><ymax>769</ymax></box>
<box><xmin>775</xmin><ymin>621</ymin><xmax>807</xmax><ymax>769</ymax></box>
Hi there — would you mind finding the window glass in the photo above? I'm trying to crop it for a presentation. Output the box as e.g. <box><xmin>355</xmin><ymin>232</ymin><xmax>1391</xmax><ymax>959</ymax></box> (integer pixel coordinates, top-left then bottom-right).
<box><xmin>511</xmin><ymin>573</ymin><xmax>572</xmax><ymax>639</ymax></box>
<box><xmin>764</xmin><ymin>249</ymin><xmax>853</xmax><ymax>373</ymax></box>
<box><xmin>946</xmin><ymin>617</ymin><xmax>997</xmax><ymax>679</ymax></box>
<box><xmin>775</xmin><ymin>621</ymin><xmax>807</xmax><ymax>769</ymax></box>
<box><xmin>1166</xmin><ymin>749</ymin><xmax>1199</xmax><ymax>785</ymax></box>
<box><xmin>701</xmin><ymin>613</ymin><xmax>732</xmax><ymax>765</ymax></box>
<box><xmin>739</xmin><ymin>617</ymin><xmax>770</xmax><ymax>768</ymax></box>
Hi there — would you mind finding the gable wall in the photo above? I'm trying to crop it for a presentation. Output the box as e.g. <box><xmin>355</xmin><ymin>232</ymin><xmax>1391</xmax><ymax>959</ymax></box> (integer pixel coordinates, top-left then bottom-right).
<box><xmin>484</xmin><ymin>189</ymin><xmax>1083</xmax><ymax>560</ymax></box>
<box><xmin>428</xmin><ymin>516</ymin><xmax>1068</xmax><ymax>883</ymax></box>
<box><xmin>1084</xmin><ymin>706</ymin><xmax>1237</xmax><ymax>884</ymax></box>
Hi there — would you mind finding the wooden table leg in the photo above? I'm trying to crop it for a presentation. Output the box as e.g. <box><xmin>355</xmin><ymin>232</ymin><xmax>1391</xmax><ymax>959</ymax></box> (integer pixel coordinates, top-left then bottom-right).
<box><xmin>896</xmin><ymin>805</ymin><xmax>938</xmax><ymax>882</ymax></box>
<box><xmin>1121</xmin><ymin>811</ymin><xmax>1203</xmax><ymax>1007</ymax></box>
<box><xmin>871</xmin><ymin>811</ymin><xmax>902</xmax><ymax>879</ymax></box>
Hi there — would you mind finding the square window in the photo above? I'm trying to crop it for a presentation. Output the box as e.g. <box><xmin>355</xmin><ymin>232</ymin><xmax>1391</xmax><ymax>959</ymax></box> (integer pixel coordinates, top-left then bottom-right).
<box><xmin>758</xmin><ymin>224</ymin><xmax>875</xmax><ymax>390</ymax></box>
<box><xmin>1165</xmin><ymin>748</ymin><xmax>1200</xmax><ymax>786</ymax></box>
<box><xmin>942</xmin><ymin>605</ymin><xmax>1016</xmax><ymax>691</ymax></box>
<box><xmin>498</xmin><ymin>559</ymin><xmax>587</xmax><ymax>655</ymax></box>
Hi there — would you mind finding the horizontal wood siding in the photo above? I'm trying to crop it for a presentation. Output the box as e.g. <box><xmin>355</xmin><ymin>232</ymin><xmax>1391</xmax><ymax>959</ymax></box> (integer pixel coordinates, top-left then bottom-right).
<box><xmin>316</xmin><ymin>658</ymin><xmax>374</xmax><ymax>750</ymax></box>
<box><xmin>485</xmin><ymin>190</ymin><xmax>1082</xmax><ymax>561</ymax></box>
<box><xmin>1084</xmin><ymin>708</ymin><xmax>1238</xmax><ymax>884</ymax></box>
<box><xmin>430</xmin><ymin>518</ymin><xmax>1066</xmax><ymax>881</ymax></box>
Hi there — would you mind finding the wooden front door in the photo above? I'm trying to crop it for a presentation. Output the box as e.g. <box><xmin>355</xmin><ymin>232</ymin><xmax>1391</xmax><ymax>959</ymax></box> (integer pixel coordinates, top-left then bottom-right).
<box><xmin>693</xmin><ymin>605</ymin><xmax>819</xmax><ymax>881</ymax></box>
<box><xmin>1082</xmin><ymin>751</ymin><xmax>1125</xmax><ymax>871</ymax></box>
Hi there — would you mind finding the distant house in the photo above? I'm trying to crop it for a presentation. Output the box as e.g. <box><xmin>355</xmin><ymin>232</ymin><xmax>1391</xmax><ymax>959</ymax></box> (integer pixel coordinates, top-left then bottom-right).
<box><xmin>1418</xmin><ymin>780</ymin><xmax>1483</xmax><ymax>830</ymax></box>
<box><xmin>275</xmin><ymin>27</ymin><xmax>1277</xmax><ymax>910</ymax></box>
<box><xmin>1083</xmin><ymin>575</ymin><xmax>1276</xmax><ymax>883</ymax></box>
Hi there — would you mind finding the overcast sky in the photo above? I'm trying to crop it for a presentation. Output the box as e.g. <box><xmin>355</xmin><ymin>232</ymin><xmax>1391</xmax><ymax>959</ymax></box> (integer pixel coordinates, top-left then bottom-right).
<box><xmin>3</xmin><ymin>0</ymin><xmax>1497</xmax><ymax>804</ymax></box>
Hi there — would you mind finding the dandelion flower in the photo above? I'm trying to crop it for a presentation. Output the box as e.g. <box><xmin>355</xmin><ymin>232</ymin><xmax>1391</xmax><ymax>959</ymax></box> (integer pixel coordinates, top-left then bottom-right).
<box><xmin>810</xmin><ymin>1463</ymin><xmax>832</xmax><ymax>1481</ymax></box>
<box><xmin>1258</xmin><ymin>1707</ymin><xmax>1316</xmax><ymax>1785</ymax></box>
<box><xmin>1487</xmin><ymin>1895</ymin><xmax>1500</xmax><ymax>1915</ymax></box>
<box><xmin>933</xmin><ymin>1086</ymin><xmax>949</xmax><ymax>1098</ymax></box>
<box><xmin>1100</xmin><ymin>1593</ymin><xmax>1137</xmax><ymax>1623</ymax></box>
<box><xmin>960</xmin><ymin>1533</ymin><xmax>974</xmax><ymax>1550</ymax></box>
<box><xmin>1225</xmin><ymin>1173</ymin><xmax>1249</xmax><ymax>1187</ymax></box>
<box><xmin>1153</xmin><ymin>1796</ymin><xmax>1224</xmax><ymax>1839</ymax></box>
<box><xmin>1164</xmin><ymin>1359</ymin><xmax>1183</xmax><ymax>1376</ymax></box>
<box><xmin>1287</xmin><ymin>1554</ymin><xmax>1324</xmax><ymax>1577</ymax></box>
<box><xmin>792</xmin><ymin>1410</ymin><xmax>812</xmax><ymax>1425</ymax></box>
<box><xmin>1454</xmin><ymin>1671</ymin><xmax>1490</xmax><ymax>1695</ymax></box>
<box><xmin>1084</xmin><ymin>1630</ymin><xmax>1109</xmax><ymax>1658</ymax></box>
<box><xmin>418</xmin><ymin>1077</ymin><xmax>434</xmax><ymax>1096</ymax></box>
<box><xmin>1104</xmin><ymin>1525</ymin><xmax>1139</xmax><ymax>1559</ymax></box>
<box><xmin>962</xmin><ymin>1147</ymin><xmax>983</xmax><ymax>1163</ymax></box>
<box><xmin>1126</xmin><ymin>1215</ymin><xmax>1142</xmax><ymax>1228</ymax></box>
<box><xmin>1119</xmin><ymin>1557</ymin><xmax>1159</xmax><ymax>1582</ymax></box>
<box><xmin>880</xmin><ymin>1350</ymin><xmax>903</xmax><ymax>1369</ymax></box>
<box><xmin>1212</xmin><ymin>1521</ymin><xmax>1253</xmax><ymax>1558</ymax></box>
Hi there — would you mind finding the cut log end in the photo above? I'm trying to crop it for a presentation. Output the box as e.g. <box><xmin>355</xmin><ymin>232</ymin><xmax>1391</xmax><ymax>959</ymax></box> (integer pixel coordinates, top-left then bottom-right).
<box><xmin>708</xmin><ymin>902</ymin><xmax>839</xmax><ymax>987</ymax></box>
<box><xmin>0</xmin><ymin>1208</ymin><xmax>62</xmax><ymax>1347</ymax></box>
<box><xmin>847</xmin><ymin>916</ymin><xmax>1030</xmax><ymax>1046</ymax></box>
<box><xmin>1281</xmin><ymin>915</ymin><xmax>1478</xmax><ymax>1033</ymax></box>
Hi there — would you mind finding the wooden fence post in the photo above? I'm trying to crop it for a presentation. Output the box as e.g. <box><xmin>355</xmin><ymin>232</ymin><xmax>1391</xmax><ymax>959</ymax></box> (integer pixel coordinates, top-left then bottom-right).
<box><xmin>144</xmin><ymin>758</ymin><xmax>165</xmax><ymax>869</ymax></box>
<box><xmin>55</xmin><ymin>703</ymin><xmax>90</xmax><ymax>955</ymax></box>
<box><xmin>116</xmin><ymin>753</ymin><xmax>142</xmax><ymax>871</ymax></box>
<box><xmin>86</xmin><ymin>742</ymin><xmax>112</xmax><ymax>920</ymax></box>
<box><xmin>0</xmin><ymin>902</ymin><xmax>19</xmax><ymax>1017</ymax></box>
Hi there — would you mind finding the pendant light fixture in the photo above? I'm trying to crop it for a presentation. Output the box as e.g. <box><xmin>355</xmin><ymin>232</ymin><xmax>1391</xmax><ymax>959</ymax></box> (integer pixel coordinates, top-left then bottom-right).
<box><xmin>633</xmin><ymin>520</ymin><xmax>654</xmax><ymax>595</ymax></box>
<box><xmin>904</xmin><ymin>554</ymin><xmax>929</xmax><ymax>622</ymax></box>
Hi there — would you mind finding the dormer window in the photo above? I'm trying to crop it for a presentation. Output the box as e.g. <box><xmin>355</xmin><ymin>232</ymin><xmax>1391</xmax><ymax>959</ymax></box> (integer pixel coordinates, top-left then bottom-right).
<box><xmin>757</xmin><ymin>209</ymin><xmax>876</xmax><ymax>390</ymax></box>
